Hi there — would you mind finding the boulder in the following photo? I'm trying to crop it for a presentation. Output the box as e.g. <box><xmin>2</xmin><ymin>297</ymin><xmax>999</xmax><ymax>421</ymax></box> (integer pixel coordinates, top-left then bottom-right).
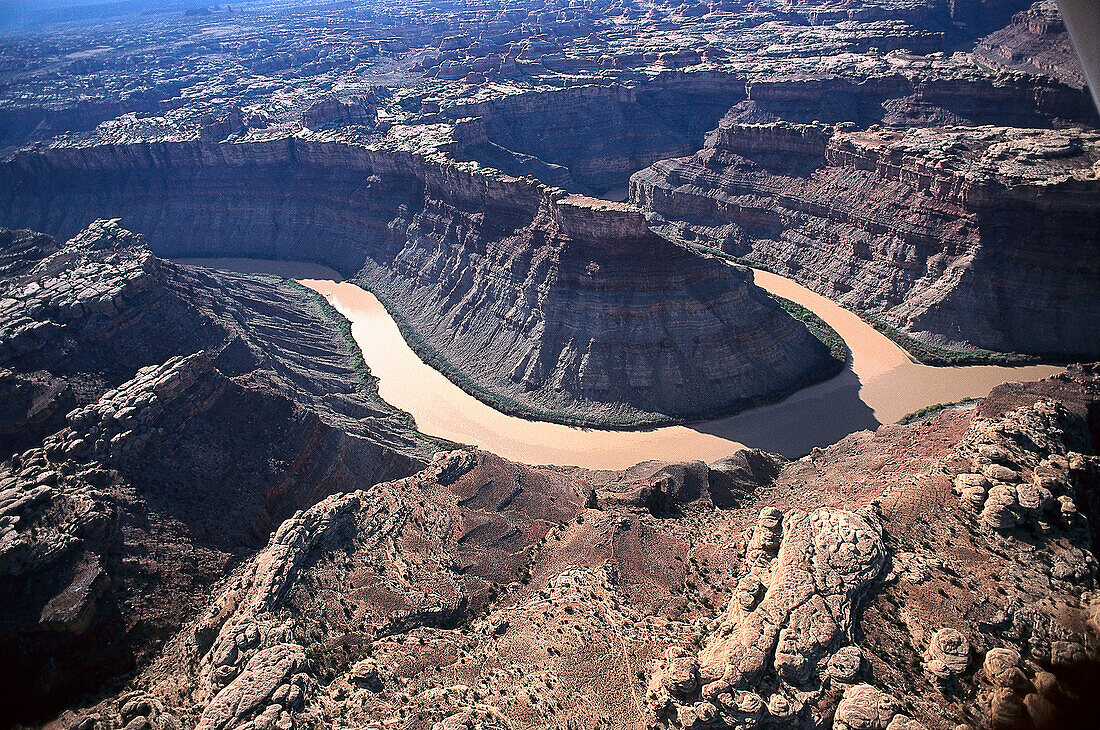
<box><xmin>924</xmin><ymin>628</ymin><xmax>969</xmax><ymax>681</ymax></box>
<box><xmin>834</xmin><ymin>684</ymin><xmax>901</xmax><ymax>730</ymax></box>
<box><xmin>196</xmin><ymin>644</ymin><xmax>306</xmax><ymax>730</ymax></box>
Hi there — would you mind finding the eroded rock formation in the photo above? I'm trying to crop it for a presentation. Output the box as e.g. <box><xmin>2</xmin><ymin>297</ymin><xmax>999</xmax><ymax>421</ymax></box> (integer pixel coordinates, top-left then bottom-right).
<box><xmin>3</xmin><ymin>2</ymin><xmax>1100</xmax><ymax>728</ymax></box>
<box><xmin>17</xmin><ymin>362</ymin><xmax>1098</xmax><ymax>730</ymax></box>
<box><xmin>445</xmin><ymin>73</ymin><xmax>749</xmax><ymax>198</ymax></box>
<box><xmin>647</xmin><ymin>505</ymin><xmax>887</xmax><ymax>726</ymax></box>
<box><xmin>974</xmin><ymin>1</ymin><xmax>1087</xmax><ymax>89</ymax></box>
<box><xmin>0</xmin><ymin>221</ymin><xmax>428</xmax><ymax>725</ymax></box>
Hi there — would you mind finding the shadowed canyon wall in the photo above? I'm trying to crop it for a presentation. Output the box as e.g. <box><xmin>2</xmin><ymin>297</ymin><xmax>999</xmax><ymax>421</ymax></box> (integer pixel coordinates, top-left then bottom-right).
<box><xmin>445</xmin><ymin>73</ymin><xmax>748</xmax><ymax>198</ymax></box>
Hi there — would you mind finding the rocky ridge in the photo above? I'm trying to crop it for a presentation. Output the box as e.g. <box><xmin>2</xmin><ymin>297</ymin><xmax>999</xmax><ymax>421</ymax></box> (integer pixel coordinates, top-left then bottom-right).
<box><xmin>27</xmin><ymin>364</ymin><xmax>1100</xmax><ymax>730</ymax></box>
<box><xmin>0</xmin><ymin>221</ymin><xmax>432</xmax><ymax>726</ymax></box>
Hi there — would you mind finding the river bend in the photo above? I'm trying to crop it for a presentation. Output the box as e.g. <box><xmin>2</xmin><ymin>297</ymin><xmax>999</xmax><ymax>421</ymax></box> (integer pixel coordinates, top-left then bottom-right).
<box><xmin>178</xmin><ymin>258</ymin><xmax>1060</xmax><ymax>469</ymax></box>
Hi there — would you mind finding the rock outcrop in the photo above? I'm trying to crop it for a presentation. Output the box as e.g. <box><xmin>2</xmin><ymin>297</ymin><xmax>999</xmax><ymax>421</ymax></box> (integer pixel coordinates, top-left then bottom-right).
<box><xmin>20</xmin><ymin>364</ymin><xmax>1100</xmax><ymax>730</ymax></box>
<box><xmin>0</xmin><ymin>221</ymin><xmax>427</xmax><ymax>726</ymax></box>
<box><xmin>974</xmin><ymin>1</ymin><xmax>1087</xmax><ymax>89</ymax></box>
<box><xmin>833</xmin><ymin>684</ymin><xmax>919</xmax><ymax>730</ymax></box>
<box><xmin>647</xmin><ymin>506</ymin><xmax>887</xmax><ymax>726</ymax></box>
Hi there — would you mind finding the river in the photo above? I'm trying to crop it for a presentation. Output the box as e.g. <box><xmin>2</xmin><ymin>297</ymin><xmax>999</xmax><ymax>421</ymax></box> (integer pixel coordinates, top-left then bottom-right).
<box><xmin>177</xmin><ymin>258</ymin><xmax>1061</xmax><ymax>469</ymax></box>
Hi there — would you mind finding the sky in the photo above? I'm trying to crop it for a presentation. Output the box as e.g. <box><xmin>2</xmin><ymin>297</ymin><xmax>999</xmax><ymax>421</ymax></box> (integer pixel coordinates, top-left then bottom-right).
<box><xmin>0</xmin><ymin>1</ymin><xmax>259</xmax><ymax>30</ymax></box>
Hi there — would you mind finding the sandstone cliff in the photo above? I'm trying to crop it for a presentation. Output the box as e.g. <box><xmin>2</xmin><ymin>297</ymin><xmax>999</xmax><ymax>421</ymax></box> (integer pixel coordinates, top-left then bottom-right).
<box><xmin>0</xmin><ymin>141</ymin><xmax>838</xmax><ymax>425</ymax></box>
<box><xmin>631</xmin><ymin>122</ymin><xmax>1100</xmax><ymax>359</ymax></box>
<box><xmin>721</xmin><ymin>72</ymin><xmax>1097</xmax><ymax>130</ymax></box>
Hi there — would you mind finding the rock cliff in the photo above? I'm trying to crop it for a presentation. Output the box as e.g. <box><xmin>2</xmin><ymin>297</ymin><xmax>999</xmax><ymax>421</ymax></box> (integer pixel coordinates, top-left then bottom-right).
<box><xmin>445</xmin><ymin>73</ymin><xmax>749</xmax><ymax>199</ymax></box>
<box><xmin>632</xmin><ymin>122</ymin><xmax>1100</xmax><ymax>359</ymax></box>
<box><xmin>722</xmin><ymin>72</ymin><xmax>1096</xmax><ymax>130</ymax></box>
<box><xmin>974</xmin><ymin>1</ymin><xmax>1087</xmax><ymax>88</ymax></box>
<box><xmin>0</xmin><ymin>141</ymin><xmax>838</xmax><ymax>425</ymax></box>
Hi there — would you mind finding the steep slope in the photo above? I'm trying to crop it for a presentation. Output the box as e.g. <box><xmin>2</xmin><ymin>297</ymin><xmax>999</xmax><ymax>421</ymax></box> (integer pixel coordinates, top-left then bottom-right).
<box><xmin>359</xmin><ymin>192</ymin><xmax>838</xmax><ymax>424</ymax></box>
<box><xmin>0</xmin><ymin>221</ymin><xmax>429</xmax><ymax>726</ymax></box>
<box><xmin>445</xmin><ymin>73</ymin><xmax>749</xmax><ymax>199</ymax></box>
<box><xmin>0</xmin><ymin>140</ymin><xmax>838</xmax><ymax>425</ymax></box>
<box><xmin>632</xmin><ymin>122</ymin><xmax>1100</xmax><ymax>360</ymax></box>
<box><xmin>974</xmin><ymin>1</ymin><xmax>1087</xmax><ymax>88</ymax></box>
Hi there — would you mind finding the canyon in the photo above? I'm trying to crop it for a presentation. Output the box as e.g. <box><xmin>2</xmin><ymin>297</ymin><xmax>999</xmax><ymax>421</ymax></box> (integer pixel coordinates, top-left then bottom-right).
<box><xmin>6</xmin><ymin>226</ymin><xmax>1100</xmax><ymax>728</ymax></box>
<box><xmin>0</xmin><ymin>139</ymin><xmax>838</xmax><ymax>425</ymax></box>
<box><xmin>1</xmin><ymin>0</ymin><xmax>1099</xmax><ymax>728</ymax></box>
<box><xmin>180</xmin><ymin>256</ymin><xmax>1061</xmax><ymax>469</ymax></box>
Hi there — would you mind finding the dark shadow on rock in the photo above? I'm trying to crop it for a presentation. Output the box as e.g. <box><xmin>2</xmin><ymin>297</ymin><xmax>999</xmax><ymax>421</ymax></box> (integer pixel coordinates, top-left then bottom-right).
<box><xmin>687</xmin><ymin>367</ymin><xmax>879</xmax><ymax>459</ymax></box>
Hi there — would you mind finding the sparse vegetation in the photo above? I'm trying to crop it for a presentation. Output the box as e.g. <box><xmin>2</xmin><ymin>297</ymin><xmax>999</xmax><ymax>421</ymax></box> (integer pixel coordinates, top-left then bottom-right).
<box><xmin>864</xmin><ymin>314</ymin><xmax>1042</xmax><ymax>367</ymax></box>
<box><xmin>897</xmin><ymin>398</ymin><xmax>977</xmax><ymax>425</ymax></box>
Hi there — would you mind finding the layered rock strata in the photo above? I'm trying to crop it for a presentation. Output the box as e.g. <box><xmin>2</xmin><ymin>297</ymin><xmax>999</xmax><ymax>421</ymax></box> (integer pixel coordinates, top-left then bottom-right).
<box><xmin>445</xmin><ymin>72</ymin><xmax>749</xmax><ymax>198</ymax></box>
<box><xmin>974</xmin><ymin>1</ymin><xmax>1087</xmax><ymax>88</ymax></box>
<box><xmin>442</xmin><ymin>67</ymin><xmax>1094</xmax><ymax>202</ymax></box>
<box><xmin>0</xmin><ymin>141</ymin><xmax>837</xmax><ymax>425</ymax></box>
<box><xmin>632</xmin><ymin>122</ymin><xmax>1100</xmax><ymax>358</ymax></box>
<box><xmin>0</xmin><ymin>221</ymin><xmax>430</xmax><ymax>725</ymax></box>
<box><xmin>721</xmin><ymin>72</ymin><xmax>1096</xmax><ymax>130</ymax></box>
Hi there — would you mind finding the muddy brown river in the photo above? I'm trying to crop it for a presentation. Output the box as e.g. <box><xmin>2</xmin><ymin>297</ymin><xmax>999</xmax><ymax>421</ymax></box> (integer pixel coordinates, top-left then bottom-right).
<box><xmin>178</xmin><ymin>258</ymin><xmax>1061</xmax><ymax>469</ymax></box>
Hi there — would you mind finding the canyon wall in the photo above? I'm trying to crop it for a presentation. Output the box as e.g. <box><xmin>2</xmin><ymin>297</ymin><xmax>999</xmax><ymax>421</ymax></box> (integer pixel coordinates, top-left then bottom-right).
<box><xmin>445</xmin><ymin>72</ymin><xmax>748</xmax><ymax>198</ymax></box>
<box><xmin>444</xmin><ymin>69</ymin><xmax>1094</xmax><ymax>201</ymax></box>
<box><xmin>974</xmin><ymin>0</ymin><xmax>1086</xmax><ymax>88</ymax></box>
<box><xmin>0</xmin><ymin>140</ymin><xmax>835</xmax><ymax>425</ymax></box>
<box><xmin>631</xmin><ymin>121</ymin><xmax>1100</xmax><ymax>358</ymax></box>
<box><xmin>725</xmin><ymin>73</ymin><xmax>1098</xmax><ymax>129</ymax></box>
